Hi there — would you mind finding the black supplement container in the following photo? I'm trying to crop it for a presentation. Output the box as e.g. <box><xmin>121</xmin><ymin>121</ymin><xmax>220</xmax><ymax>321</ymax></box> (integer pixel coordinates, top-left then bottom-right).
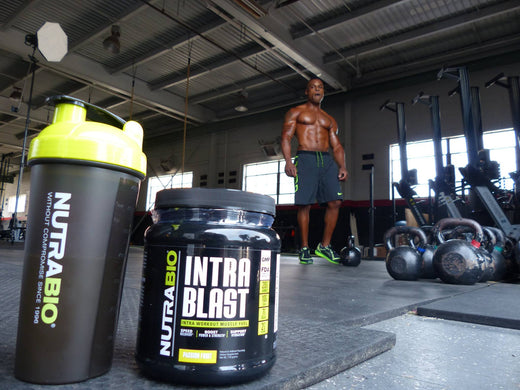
<box><xmin>136</xmin><ymin>188</ymin><xmax>280</xmax><ymax>385</ymax></box>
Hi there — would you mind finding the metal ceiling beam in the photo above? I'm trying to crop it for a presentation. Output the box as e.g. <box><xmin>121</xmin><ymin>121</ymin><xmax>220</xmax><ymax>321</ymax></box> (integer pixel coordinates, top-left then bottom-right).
<box><xmin>324</xmin><ymin>0</ymin><xmax>520</xmax><ymax>65</ymax></box>
<box><xmin>0</xmin><ymin>28</ymin><xmax>215</xmax><ymax>124</ymax></box>
<box><xmin>141</xmin><ymin>0</ymin><xmax>298</xmax><ymax>95</ymax></box>
<box><xmin>351</xmin><ymin>34</ymin><xmax>520</xmax><ymax>88</ymax></box>
<box><xmin>0</xmin><ymin>62</ymin><xmax>83</xmax><ymax>135</ymax></box>
<box><xmin>207</xmin><ymin>0</ymin><xmax>345</xmax><ymax>91</ymax></box>
<box><xmin>0</xmin><ymin>120</ymin><xmax>43</xmax><ymax>139</ymax></box>
<box><xmin>69</xmin><ymin>0</ymin><xmax>159</xmax><ymax>52</ymax></box>
<box><xmin>0</xmin><ymin>96</ymin><xmax>50</xmax><ymax>125</ymax></box>
<box><xmin>109</xmin><ymin>18</ymin><xmax>227</xmax><ymax>74</ymax></box>
<box><xmin>0</xmin><ymin>0</ymin><xmax>43</xmax><ymax>31</ymax></box>
<box><xmin>59</xmin><ymin>77</ymin><xmax>195</xmax><ymax>125</ymax></box>
<box><xmin>291</xmin><ymin>0</ymin><xmax>399</xmax><ymax>40</ymax></box>
<box><xmin>206</xmin><ymin>2</ymin><xmax>311</xmax><ymax>85</ymax></box>
<box><xmin>215</xmin><ymin>90</ymin><xmax>302</xmax><ymax>119</ymax></box>
<box><xmin>127</xmin><ymin>110</ymin><xmax>163</xmax><ymax>122</ymax></box>
<box><xmin>190</xmin><ymin>68</ymin><xmax>296</xmax><ymax>104</ymax></box>
<box><xmin>0</xmin><ymin>142</ymin><xmax>25</xmax><ymax>152</ymax></box>
<box><xmin>151</xmin><ymin>45</ymin><xmax>265</xmax><ymax>90</ymax></box>
<box><xmin>0</xmin><ymin>49</ymin><xmax>35</xmax><ymax>88</ymax></box>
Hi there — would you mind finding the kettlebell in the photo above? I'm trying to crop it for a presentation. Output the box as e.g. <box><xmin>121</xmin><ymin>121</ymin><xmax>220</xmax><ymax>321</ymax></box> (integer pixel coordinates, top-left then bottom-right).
<box><xmin>432</xmin><ymin>218</ymin><xmax>485</xmax><ymax>285</ymax></box>
<box><xmin>384</xmin><ymin>226</ymin><xmax>426</xmax><ymax>280</ymax></box>
<box><xmin>514</xmin><ymin>240</ymin><xmax>520</xmax><ymax>273</ymax></box>
<box><xmin>479</xmin><ymin>227</ymin><xmax>496</xmax><ymax>283</ymax></box>
<box><xmin>340</xmin><ymin>235</ymin><xmax>362</xmax><ymax>266</ymax></box>
<box><xmin>503</xmin><ymin>236</ymin><xmax>518</xmax><ymax>278</ymax></box>
<box><xmin>414</xmin><ymin>226</ymin><xmax>436</xmax><ymax>279</ymax></box>
<box><xmin>485</xmin><ymin>227</ymin><xmax>507</xmax><ymax>281</ymax></box>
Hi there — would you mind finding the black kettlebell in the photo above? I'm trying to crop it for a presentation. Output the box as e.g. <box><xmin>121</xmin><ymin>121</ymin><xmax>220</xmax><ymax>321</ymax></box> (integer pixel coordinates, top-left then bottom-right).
<box><xmin>485</xmin><ymin>226</ymin><xmax>507</xmax><ymax>281</ymax></box>
<box><xmin>514</xmin><ymin>240</ymin><xmax>520</xmax><ymax>274</ymax></box>
<box><xmin>340</xmin><ymin>235</ymin><xmax>362</xmax><ymax>266</ymax></box>
<box><xmin>479</xmin><ymin>227</ymin><xmax>496</xmax><ymax>283</ymax></box>
<box><xmin>503</xmin><ymin>236</ymin><xmax>518</xmax><ymax>278</ymax></box>
<box><xmin>414</xmin><ymin>226</ymin><xmax>436</xmax><ymax>279</ymax></box>
<box><xmin>432</xmin><ymin>218</ymin><xmax>485</xmax><ymax>285</ymax></box>
<box><xmin>384</xmin><ymin>226</ymin><xmax>426</xmax><ymax>280</ymax></box>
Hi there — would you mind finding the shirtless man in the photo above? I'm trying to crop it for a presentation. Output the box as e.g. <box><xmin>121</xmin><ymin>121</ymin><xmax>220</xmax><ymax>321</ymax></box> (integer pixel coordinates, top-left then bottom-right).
<box><xmin>281</xmin><ymin>78</ymin><xmax>348</xmax><ymax>264</ymax></box>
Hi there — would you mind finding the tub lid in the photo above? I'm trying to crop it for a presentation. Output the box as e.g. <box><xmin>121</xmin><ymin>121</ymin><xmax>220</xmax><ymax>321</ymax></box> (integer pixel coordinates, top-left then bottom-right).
<box><xmin>155</xmin><ymin>188</ymin><xmax>275</xmax><ymax>216</ymax></box>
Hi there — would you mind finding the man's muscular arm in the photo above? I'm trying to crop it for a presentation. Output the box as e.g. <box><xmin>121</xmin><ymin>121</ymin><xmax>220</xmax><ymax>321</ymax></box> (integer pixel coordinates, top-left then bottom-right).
<box><xmin>281</xmin><ymin>108</ymin><xmax>299</xmax><ymax>177</ymax></box>
<box><xmin>329</xmin><ymin>118</ymin><xmax>348</xmax><ymax>181</ymax></box>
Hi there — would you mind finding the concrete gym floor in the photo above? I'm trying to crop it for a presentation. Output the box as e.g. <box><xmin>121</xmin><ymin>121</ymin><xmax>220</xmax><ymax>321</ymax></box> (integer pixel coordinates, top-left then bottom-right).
<box><xmin>1</xmin><ymin>244</ymin><xmax>519</xmax><ymax>389</ymax></box>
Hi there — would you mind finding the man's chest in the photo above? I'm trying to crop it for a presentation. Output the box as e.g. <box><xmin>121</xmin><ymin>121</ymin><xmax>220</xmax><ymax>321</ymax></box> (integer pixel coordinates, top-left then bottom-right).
<box><xmin>297</xmin><ymin>111</ymin><xmax>331</xmax><ymax>129</ymax></box>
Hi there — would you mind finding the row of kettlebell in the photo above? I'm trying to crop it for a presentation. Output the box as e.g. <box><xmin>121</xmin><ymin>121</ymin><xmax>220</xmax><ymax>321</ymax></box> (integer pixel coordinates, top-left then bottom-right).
<box><xmin>383</xmin><ymin>217</ymin><xmax>512</xmax><ymax>285</ymax></box>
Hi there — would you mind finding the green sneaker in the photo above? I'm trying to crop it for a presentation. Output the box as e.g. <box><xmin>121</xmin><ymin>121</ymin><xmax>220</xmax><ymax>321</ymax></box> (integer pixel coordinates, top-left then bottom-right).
<box><xmin>315</xmin><ymin>243</ymin><xmax>340</xmax><ymax>264</ymax></box>
<box><xmin>299</xmin><ymin>247</ymin><xmax>313</xmax><ymax>264</ymax></box>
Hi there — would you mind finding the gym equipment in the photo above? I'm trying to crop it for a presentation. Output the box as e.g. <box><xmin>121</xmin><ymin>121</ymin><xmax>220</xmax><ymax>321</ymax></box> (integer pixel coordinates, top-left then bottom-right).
<box><xmin>439</xmin><ymin>66</ymin><xmax>520</xmax><ymax>248</ymax></box>
<box><xmin>471</xmin><ymin>185</ymin><xmax>520</xmax><ymax>241</ymax></box>
<box><xmin>418</xmin><ymin>244</ymin><xmax>436</xmax><ymax>279</ymax></box>
<box><xmin>448</xmin><ymin>223</ymin><xmax>493</xmax><ymax>282</ymax></box>
<box><xmin>380</xmin><ymin>100</ymin><xmax>428</xmax><ymax>227</ymax></box>
<box><xmin>479</xmin><ymin>227</ymin><xmax>496</xmax><ymax>283</ymax></box>
<box><xmin>11</xmin><ymin>25</ymin><xmax>69</xmax><ymax>242</ymax></box>
<box><xmin>413</xmin><ymin>92</ymin><xmax>463</xmax><ymax>221</ymax></box>
<box><xmin>486</xmin><ymin>226</ymin><xmax>508</xmax><ymax>281</ymax></box>
<box><xmin>456</xmin><ymin>86</ymin><xmax>501</xmax><ymax>193</ymax></box>
<box><xmin>384</xmin><ymin>226</ymin><xmax>426</xmax><ymax>280</ymax></box>
<box><xmin>432</xmin><ymin>218</ymin><xmax>485</xmax><ymax>285</ymax></box>
<box><xmin>485</xmin><ymin>73</ymin><xmax>520</xmax><ymax>181</ymax></box>
<box><xmin>365</xmin><ymin>164</ymin><xmax>377</xmax><ymax>258</ymax></box>
<box><xmin>415</xmin><ymin>226</ymin><xmax>437</xmax><ymax>279</ymax></box>
<box><xmin>437</xmin><ymin>66</ymin><xmax>479</xmax><ymax>169</ymax></box>
<box><xmin>11</xmin><ymin>37</ymin><xmax>38</xmax><ymax>242</ymax></box>
<box><xmin>486</xmin><ymin>73</ymin><xmax>520</xmax><ymax>225</ymax></box>
<box><xmin>340</xmin><ymin>235</ymin><xmax>362</xmax><ymax>266</ymax></box>
<box><xmin>514</xmin><ymin>241</ymin><xmax>520</xmax><ymax>274</ymax></box>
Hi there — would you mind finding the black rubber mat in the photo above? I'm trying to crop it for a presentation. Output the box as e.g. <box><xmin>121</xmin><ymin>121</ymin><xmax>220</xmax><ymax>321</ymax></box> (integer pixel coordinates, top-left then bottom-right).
<box><xmin>0</xmin><ymin>248</ymin><xmax>397</xmax><ymax>390</ymax></box>
<box><xmin>417</xmin><ymin>282</ymin><xmax>520</xmax><ymax>330</ymax></box>
<box><xmin>0</xmin><ymin>276</ymin><xmax>396</xmax><ymax>390</ymax></box>
<box><xmin>0</xmin><ymin>246</ymin><xmax>500</xmax><ymax>389</ymax></box>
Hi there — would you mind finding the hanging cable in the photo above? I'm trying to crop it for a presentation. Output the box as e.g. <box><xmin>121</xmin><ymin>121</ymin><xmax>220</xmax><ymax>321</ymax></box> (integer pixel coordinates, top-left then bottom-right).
<box><xmin>129</xmin><ymin>63</ymin><xmax>136</xmax><ymax>120</ymax></box>
<box><xmin>181</xmin><ymin>41</ymin><xmax>192</xmax><ymax>176</ymax></box>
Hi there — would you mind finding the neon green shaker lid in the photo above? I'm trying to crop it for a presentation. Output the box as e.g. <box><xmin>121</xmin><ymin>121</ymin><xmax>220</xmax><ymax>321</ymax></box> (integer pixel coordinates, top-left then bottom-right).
<box><xmin>28</xmin><ymin>95</ymin><xmax>147</xmax><ymax>178</ymax></box>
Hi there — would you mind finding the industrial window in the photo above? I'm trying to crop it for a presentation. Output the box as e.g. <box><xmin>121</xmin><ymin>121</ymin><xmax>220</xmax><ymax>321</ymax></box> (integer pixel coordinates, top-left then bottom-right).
<box><xmin>242</xmin><ymin>159</ymin><xmax>294</xmax><ymax>204</ymax></box>
<box><xmin>389</xmin><ymin>128</ymin><xmax>515</xmax><ymax>198</ymax></box>
<box><xmin>146</xmin><ymin>172</ymin><xmax>193</xmax><ymax>210</ymax></box>
<box><xmin>7</xmin><ymin>194</ymin><xmax>26</xmax><ymax>213</ymax></box>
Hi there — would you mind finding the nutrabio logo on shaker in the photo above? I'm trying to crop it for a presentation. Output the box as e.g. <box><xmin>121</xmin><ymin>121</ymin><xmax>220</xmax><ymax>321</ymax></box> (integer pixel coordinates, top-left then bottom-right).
<box><xmin>36</xmin><ymin>191</ymin><xmax>71</xmax><ymax>327</ymax></box>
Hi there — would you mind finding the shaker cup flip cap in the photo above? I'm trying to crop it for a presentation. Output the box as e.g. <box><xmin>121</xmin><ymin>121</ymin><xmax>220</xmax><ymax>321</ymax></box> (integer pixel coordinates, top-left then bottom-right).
<box><xmin>28</xmin><ymin>95</ymin><xmax>146</xmax><ymax>178</ymax></box>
